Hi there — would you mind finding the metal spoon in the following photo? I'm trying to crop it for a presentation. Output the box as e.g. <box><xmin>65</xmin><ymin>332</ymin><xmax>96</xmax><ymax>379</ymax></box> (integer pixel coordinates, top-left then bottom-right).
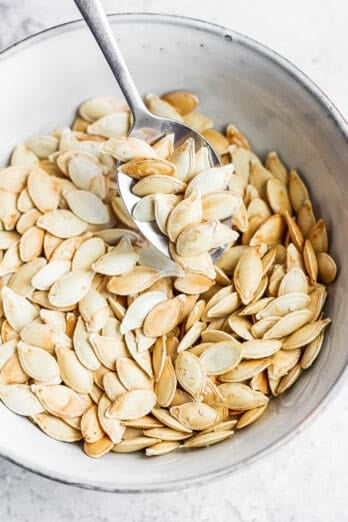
<box><xmin>74</xmin><ymin>0</ymin><xmax>222</xmax><ymax>259</ymax></box>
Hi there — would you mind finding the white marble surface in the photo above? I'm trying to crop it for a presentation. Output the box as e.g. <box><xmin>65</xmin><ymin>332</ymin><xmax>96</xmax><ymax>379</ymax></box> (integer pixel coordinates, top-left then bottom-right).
<box><xmin>0</xmin><ymin>1</ymin><xmax>347</xmax><ymax>521</ymax></box>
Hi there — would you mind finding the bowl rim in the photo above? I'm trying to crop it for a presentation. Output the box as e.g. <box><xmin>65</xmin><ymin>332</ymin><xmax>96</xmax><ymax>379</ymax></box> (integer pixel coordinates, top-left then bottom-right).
<box><xmin>0</xmin><ymin>12</ymin><xmax>347</xmax><ymax>494</ymax></box>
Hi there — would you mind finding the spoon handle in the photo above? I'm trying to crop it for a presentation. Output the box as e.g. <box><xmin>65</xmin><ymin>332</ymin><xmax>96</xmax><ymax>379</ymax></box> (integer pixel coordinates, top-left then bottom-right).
<box><xmin>74</xmin><ymin>0</ymin><xmax>149</xmax><ymax>122</ymax></box>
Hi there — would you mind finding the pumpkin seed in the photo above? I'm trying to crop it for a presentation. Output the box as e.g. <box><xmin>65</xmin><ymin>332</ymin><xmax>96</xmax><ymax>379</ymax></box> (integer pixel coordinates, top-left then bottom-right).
<box><xmin>301</xmin><ymin>331</ymin><xmax>325</xmax><ymax>369</ymax></box>
<box><xmin>116</xmin><ymin>357</ymin><xmax>153</xmax><ymax>391</ymax></box>
<box><xmin>256</xmin><ymin>293</ymin><xmax>310</xmax><ymax>319</ymax></box>
<box><xmin>278</xmin><ymin>268</ymin><xmax>308</xmax><ymax>296</ymax></box>
<box><xmin>80</xmin><ymin>404</ymin><xmax>104</xmax><ymax>443</ymax></box>
<box><xmin>288</xmin><ymin>170</ymin><xmax>309</xmax><ymax>213</ymax></box>
<box><xmin>2</xmin><ymin>287</ymin><xmax>39</xmax><ymax>331</ymax></box>
<box><xmin>183</xmin><ymin>111</ymin><xmax>213</xmax><ymax>132</ymax></box>
<box><xmin>89</xmin><ymin>333</ymin><xmax>128</xmax><ymax>370</ymax></box>
<box><xmin>120</xmin><ymin>291</ymin><xmax>167</xmax><ymax>334</ymax></box>
<box><xmin>177</xmin><ymin>321</ymin><xmax>206</xmax><ymax>352</ymax></box>
<box><xmin>56</xmin><ymin>346</ymin><xmax>93</xmax><ymax>394</ymax></box>
<box><xmin>184</xmin><ymin>430</ymin><xmax>233</xmax><ymax>448</ymax></box>
<box><xmin>317</xmin><ymin>253</ymin><xmax>337</xmax><ymax>284</ymax></box>
<box><xmin>18</xmin><ymin>341</ymin><xmax>60</xmax><ymax>383</ymax></box>
<box><xmin>220</xmin><ymin>358</ymin><xmax>271</xmax><ymax>383</ymax></box>
<box><xmin>92</xmin><ymin>249</ymin><xmax>138</xmax><ymax>276</ymax></box>
<box><xmin>200</xmin><ymin>341</ymin><xmax>242</xmax><ymax>375</ymax></box>
<box><xmin>73</xmin><ymin>317</ymin><xmax>101</xmax><ymax>371</ymax></box>
<box><xmin>32</xmin><ymin>384</ymin><xmax>88</xmax><ymax>418</ymax></box>
<box><xmin>97</xmin><ymin>394</ymin><xmax>125</xmax><ymax>443</ymax></box>
<box><xmin>282</xmin><ymin>319</ymin><xmax>331</xmax><ymax>350</ymax></box>
<box><xmin>242</xmin><ymin>339</ymin><xmax>282</xmax><ymax>359</ymax></box>
<box><xmin>27</xmin><ymin>168</ymin><xmax>59</xmax><ymax>213</ymax></box>
<box><xmin>265</xmin><ymin>152</ymin><xmax>287</xmax><ymax>185</ymax></box>
<box><xmin>303</xmin><ymin>239</ymin><xmax>318</xmax><ymax>282</ymax></box>
<box><xmin>48</xmin><ymin>270</ymin><xmax>93</xmax><ymax>307</ymax></box>
<box><xmin>166</xmin><ymin>190</ymin><xmax>202</xmax><ymax>242</ymax></box>
<box><xmin>263</xmin><ymin>309</ymin><xmax>312</xmax><ymax>339</ymax></box>
<box><xmin>84</xmin><ymin>436</ymin><xmax>113</xmax><ymax>458</ymax></box>
<box><xmin>249</xmin><ymin>214</ymin><xmax>285</xmax><ymax>246</ymax></box>
<box><xmin>162</xmin><ymin>91</ymin><xmax>199</xmax><ymax>115</ymax></box>
<box><xmin>236</xmin><ymin>403</ymin><xmax>268</xmax><ymax>429</ymax></box>
<box><xmin>155</xmin><ymin>356</ymin><xmax>177</xmax><ymax>407</ymax></box>
<box><xmin>124</xmin><ymin>331</ymin><xmax>153</xmax><ymax>378</ymax></box>
<box><xmin>175</xmin><ymin>351</ymin><xmax>205</xmax><ymax>399</ymax></box>
<box><xmin>37</xmin><ymin>209</ymin><xmax>88</xmax><ymax>238</ymax></box>
<box><xmin>103</xmin><ymin>372</ymin><xmax>126</xmax><ymax>402</ymax></box>
<box><xmin>0</xmin><ymin>384</ymin><xmax>44</xmax><ymax>416</ymax></box>
<box><xmin>145</xmin><ymin>441</ymin><xmax>180</xmax><ymax>456</ymax></box>
<box><xmin>266</xmin><ymin>178</ymin><xmax>292</xmax><ymax>215</ymax></box>
<box><xmin>297</xmin><ymin>199</ymin><xmax>316</xmax><ymax>237</ymax></box>
<box><xmin>170</xmin><ymin>402</ymin><xmax>218</xmax><ymax>430</ymax></box>
<box><xmin>143</xmin><ymin>295</ymin><xmax>185</xmax><ymax>337</ymax></box>
<box><xmin>185</xmin><ymin>165</ymin><xmax>232</xmax><ymax>196</ymax></box>
<box><xmin>106</xmin><ymin>389</ymin><xmax>157</xmax><ymax>420</ymax></box>
<box><xmin>234</xmin><ymin>249</ymin><xmax>263</xmax><ymax>305</ymax></box>
<box><xmin>218</xmin><ymin>382</ymin><xmax>268</xmax><ymax>410</ymax></box>
<box><xmin>31</xmin><ymin>260</ymin><xmax>70</xmax><ymax>291</ymax></box>
<box><xmin>32</xmin><ymin>412</ymin><xmax>82</xmax><ymax>442</ymax></box>
<box><xmin>277</xmin><ymin>364</ymin><xmax>302</xmax><ymax>394</ymax></box>
<box><xmin>268</xmin><ymin>349</ymin><xmax>302</xmax><ymax>379</ymax></box>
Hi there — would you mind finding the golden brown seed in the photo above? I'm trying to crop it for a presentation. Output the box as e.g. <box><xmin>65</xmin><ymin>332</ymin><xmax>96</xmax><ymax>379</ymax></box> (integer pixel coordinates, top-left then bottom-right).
<box><xmin>265</xmin><ymin>151</ymin><xmax>287</xmax><ymax>185</ymax></box>
<box><xmin>284</xmin><ymin>211</ymin><xmax>304</xmax><ymax>251</ymax></box>
<box><xmin>201</xmin><ymin>129</ymin><xmax>230</xmax><ymax>155</ymax></box>
<box><xmin>249</xmin><ymin>214</ymin><xmax>286</xmax><ymax>247</ymax></box>
<box><xmin>143</xmin><ymin>295</ymin><xmax>185</xmax><ymax>337</ymax></box>
<box><xmin>155</xmin><ymin>356</ymin><xmax>177</xmax><ymax>407</ymax></box>
<box><xmin>303</xmin><ymin>239</ymin><xmax>318</xmax><ymax>282</ymax></box>
<box><xmin>288</xmin><ymin>170</ymin><xmax>309</xmax><ymax>213</ymax></box>
<box><xmin>162</xmin><ymin>91</ymin><xmax>199</xmax><ymax>115</ymax></box>
<box><xmin>307</xmin><ymin>219</ymin><xmax>328</xmax><ymax>254</ymax></box>
<box><xmin>317</xmin><ymin>252</ymin><xmax>337</xmax><ymax>284</ymax></box>
<box><xmin>226</xmin><ymin>125</ymin><xmax>250</xmax><ymax>150</ymax></box>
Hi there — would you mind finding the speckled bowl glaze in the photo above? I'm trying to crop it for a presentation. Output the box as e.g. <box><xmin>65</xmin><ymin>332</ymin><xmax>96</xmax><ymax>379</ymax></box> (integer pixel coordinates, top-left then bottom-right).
<box><xmin>0</xmin><ymin>13</ymin><xmax>347</xmax><ymax>493</ymax></box>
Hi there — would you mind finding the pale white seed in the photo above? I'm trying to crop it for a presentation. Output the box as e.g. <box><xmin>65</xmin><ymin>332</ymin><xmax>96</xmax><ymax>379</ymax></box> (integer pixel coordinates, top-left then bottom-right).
<box><xmin>37</xmin><ymin>210</ymin><xmax>88</xmax><ymax>239</ymax></box>
<box><xmin>87</xmin><ymin>111</ymin><xmax>129</xmax><ymax>138</ymax></box>
<box><xmin>32</xmin><ymin>412</ymin><xmax>82</xmax><ymax>442</ymax></box>
<box><xmin>18</xmin><ymin>341</ymin><xmax>61</xmax><ymax>383</ymax></box>
<box><xmin>56</xmin><ymin>346</ymin><xmax>93</xmax><ymax>394</ymax></box>
<box><xmin>0</xmin><ymin>384</ymin><xmax>44</xmax><ymax>416</ymax></box>
<box><xmin>31</xmin><ymin>260</ymin><xmax>70</xmax><ymax>291</ymax></box>
<box><xmin>2</xmin><ymin>287</ymin><xmax>39</xmax><ymax>331</ymax></box>
<box><xmin>92</xmin><ymin>250</ymin><xmax>138</xmax><ymax>276</ymax></box>
<box><xmin>72</xmin><ymin>237</ymin><xmax>106</xmax><ymax>271</ymax></box>
<box><xmin>200</xmin><ymin>341</ymin><xmax>242</xmax><ymax>375</ymax></box>
<box><xmin>73</xmin><ymin>317</ymin><xmax>101</xmax><ymax>371</ymax></box>
<box><xmin>48</xmin><ymin>270</ymin><xmax>94</xmax><ymax>307</ymax></box>
<box><xmin>79</xmin><ymin>96</ymin><xmax>128</xmax><ymax>122</ymax></box>
<box><xmin>27</xmin><ymin>168</ymin><xmax>59</xmax><ymax>213</ymax></box>
<box><xmin>175</xmin><ymin>351</ymin><xmax>206</xmax><ymax>400</ymax></box>
<box><xmin>65</xmin><ymin>190</ymin><xmax>109</xmax><ymax>225</ymax></box>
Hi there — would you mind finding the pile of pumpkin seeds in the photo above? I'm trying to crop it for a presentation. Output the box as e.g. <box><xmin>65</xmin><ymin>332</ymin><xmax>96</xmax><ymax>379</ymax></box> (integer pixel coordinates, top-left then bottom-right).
<box><xmin>0</xmin><ymin>91</ymin><xmax>336</xmax><ymax>458</ymax></box>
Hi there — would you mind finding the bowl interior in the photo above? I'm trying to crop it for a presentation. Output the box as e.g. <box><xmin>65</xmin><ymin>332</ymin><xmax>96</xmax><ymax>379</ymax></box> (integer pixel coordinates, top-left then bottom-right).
<box><xmin>0</xmin><ymin>14</ymin><xmax>347</xmax><ymax>492</ymax></box>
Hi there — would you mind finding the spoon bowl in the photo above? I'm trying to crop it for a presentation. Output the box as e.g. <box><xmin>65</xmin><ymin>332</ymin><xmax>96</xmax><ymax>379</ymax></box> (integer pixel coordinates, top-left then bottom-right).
<box><xmin>118</xmin><ymin>116</ymin><xmax>221</xmax><ymax>259</ymax></box>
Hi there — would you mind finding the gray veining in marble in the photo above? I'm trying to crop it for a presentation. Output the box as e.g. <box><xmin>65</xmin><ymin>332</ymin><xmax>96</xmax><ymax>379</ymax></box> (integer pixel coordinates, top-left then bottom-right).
<box><xmin>0</xmin><ymin>1</ymin><xmax>347</xmax><ymax>521</ymax></box>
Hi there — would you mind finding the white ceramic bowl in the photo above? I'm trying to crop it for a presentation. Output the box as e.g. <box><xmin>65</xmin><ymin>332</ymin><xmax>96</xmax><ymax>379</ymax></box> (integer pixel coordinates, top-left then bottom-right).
<box><xmin>0</xmin><ymin>13</ymin><xmax>347</xmax><ymax>493</ymax></box>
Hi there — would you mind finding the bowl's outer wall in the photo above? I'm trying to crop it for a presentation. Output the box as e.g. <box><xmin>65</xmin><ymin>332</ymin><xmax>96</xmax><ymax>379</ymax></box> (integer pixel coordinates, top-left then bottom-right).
<box><xmin>0</xmin><ymin>14</ymin><xmax>347</xmax><ymax>492</ymax></box>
